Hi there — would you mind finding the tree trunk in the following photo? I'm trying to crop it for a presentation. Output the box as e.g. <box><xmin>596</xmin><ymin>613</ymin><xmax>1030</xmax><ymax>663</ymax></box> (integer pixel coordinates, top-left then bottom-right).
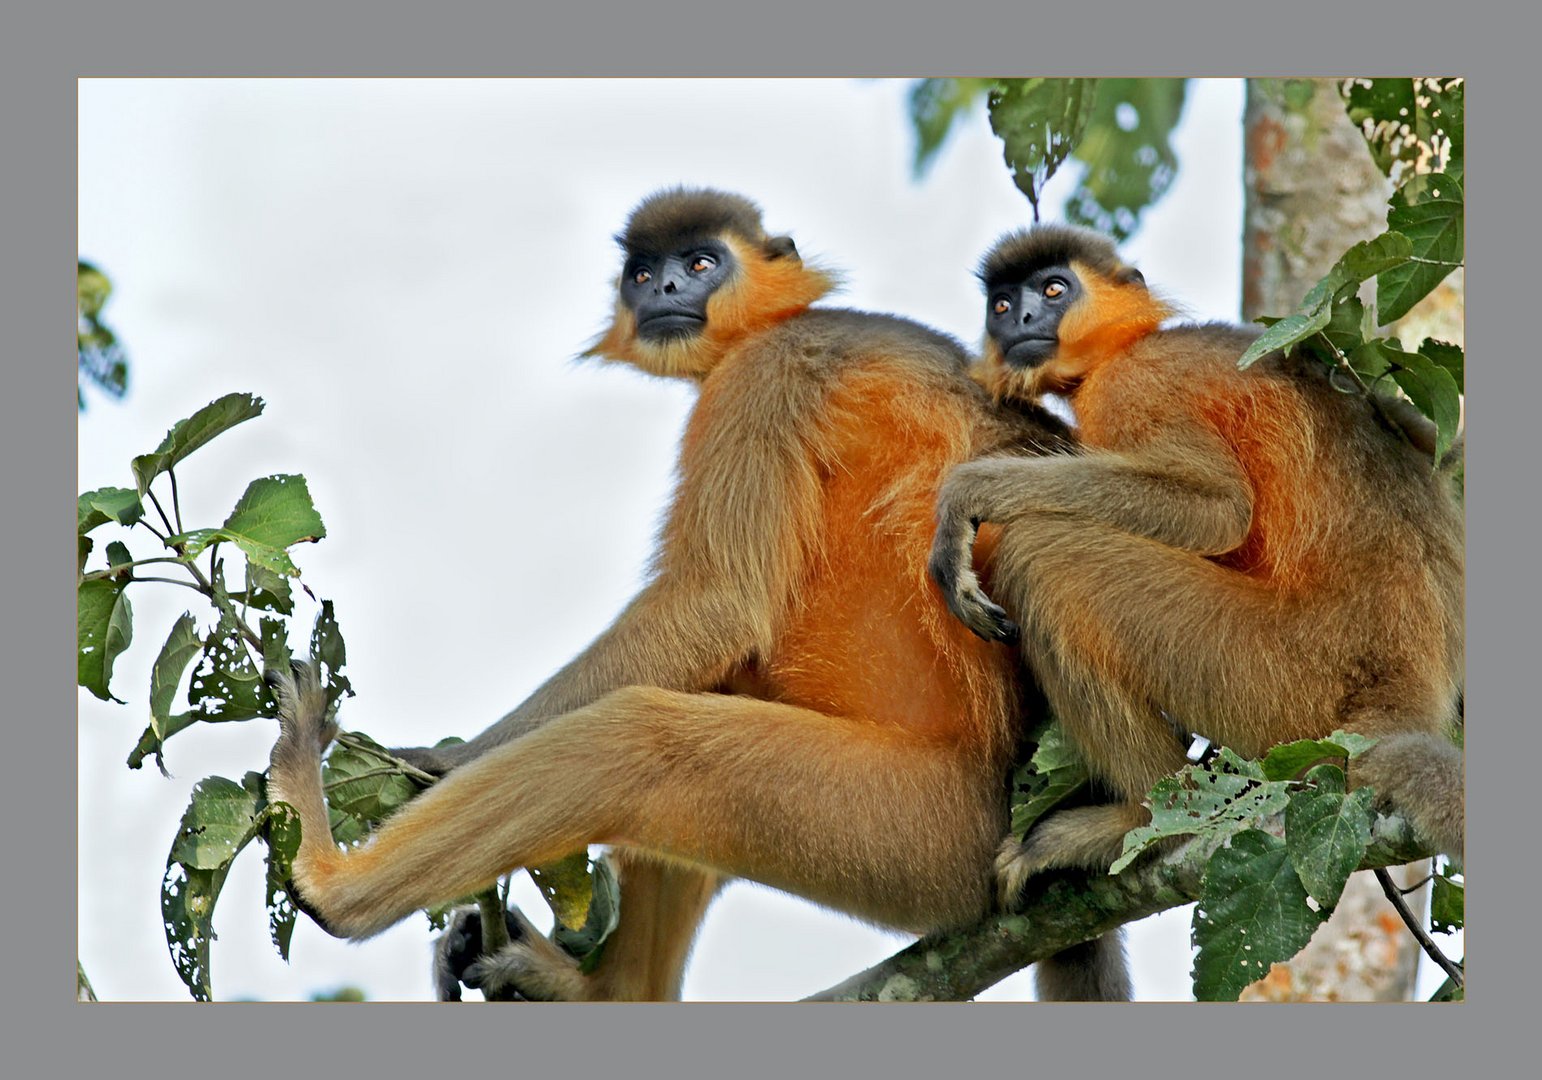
<box><xmin>1241</xmin><ymin>76</ymin><xmax>1454</xmax><ymax>1002</ymax></box>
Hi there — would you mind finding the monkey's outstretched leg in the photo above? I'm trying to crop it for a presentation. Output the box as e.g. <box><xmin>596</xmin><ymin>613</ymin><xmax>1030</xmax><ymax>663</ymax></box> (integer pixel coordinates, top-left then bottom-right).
<box><xmin>270</xmin><ymin>674</ymin><xmax>1002</xmax><ymax>943</ymax></box>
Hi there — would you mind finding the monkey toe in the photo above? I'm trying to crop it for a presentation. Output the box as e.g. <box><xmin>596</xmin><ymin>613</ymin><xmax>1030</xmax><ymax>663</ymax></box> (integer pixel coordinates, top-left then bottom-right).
<box><xmin>958</xmin><ymin>588</ymin><xmax>1020</xmax><ymax>644</ymax></box>
<box><xmin>994</xmin><ymin>836</ymin><xmax>1046</xmax><ymax>911</ymax></box>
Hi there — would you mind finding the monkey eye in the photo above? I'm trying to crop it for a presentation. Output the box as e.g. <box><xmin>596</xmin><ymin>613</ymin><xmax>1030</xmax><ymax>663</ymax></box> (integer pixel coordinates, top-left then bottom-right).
<box><xmin>689</xmin><ymin>254</ymin><xmax>718</xmax><ymax>274</ymax></box>
<box><xmin>992</xmin><ymin>296</ymin><xmax>1011</xmax><ymax>316</ymax></box>
<box><xmin>631</xmin><ymin>267</ymin><xmax>652</xmax><ymax>286</ymax></box>
<box><xmin>1043</xmin><ymin>279</ymin><xmax>1067</xmax><ymax>299</ymax></box>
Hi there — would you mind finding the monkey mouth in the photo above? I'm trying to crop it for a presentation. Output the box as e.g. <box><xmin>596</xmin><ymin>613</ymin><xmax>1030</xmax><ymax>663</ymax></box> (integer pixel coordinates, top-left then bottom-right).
<box><xmin>1002</xmin><ymin>337</ymin><xmax>1057</xmax><ymax>368</ymax></box>
<box><xmin>637</xmin><ymin>311</ymin><xmax>707</xmax><ymax>341</ymax></box>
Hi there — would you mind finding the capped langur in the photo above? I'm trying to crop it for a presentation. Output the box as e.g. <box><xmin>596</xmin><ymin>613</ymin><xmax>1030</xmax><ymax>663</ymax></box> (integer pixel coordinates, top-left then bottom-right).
<box><xmin>269</xmin><ymin>190</ymin><xmax>1131</xmax><ymax>1002</ymax></box>
<box><xmin>928</xmin><ymin>225</ymin><xmax>1465</xmax><ymax>905</ymax></box>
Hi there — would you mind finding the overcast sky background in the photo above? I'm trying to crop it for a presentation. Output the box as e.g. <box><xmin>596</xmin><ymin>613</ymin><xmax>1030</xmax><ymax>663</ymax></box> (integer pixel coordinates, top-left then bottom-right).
<box><xmin>78</xmin><ymin>77</ymin><xmax>1260</xmax><ymax>1002</ymax></box>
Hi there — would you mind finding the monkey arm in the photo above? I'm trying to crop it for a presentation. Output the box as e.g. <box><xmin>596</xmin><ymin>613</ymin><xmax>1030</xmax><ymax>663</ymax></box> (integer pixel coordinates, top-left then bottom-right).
<box><xmin>930</xmin><ymin>437</ymin><xmax>1252</xmax><ymax>643</ymax></box>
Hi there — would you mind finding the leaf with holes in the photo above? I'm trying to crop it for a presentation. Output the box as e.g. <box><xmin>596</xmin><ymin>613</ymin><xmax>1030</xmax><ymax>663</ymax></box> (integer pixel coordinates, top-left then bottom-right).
<box><xmin>187</xmin><ymin>613</ymin><xmax>271</xmax><ymax>723</ymax></box>
<box><xmin>78</xmin><ymin>577</ymin><xmax>133</xmax><ymax>702</ymax></box>
<box><xmin>988</xmin><ymin>78</ymin><xmax>1098</xmax><ymax>215</ymax></box>
<box><xmin>1192</xmin><ymin>829</ymin><xmax>1329</xmax><ymax>1001</ymax></box>
<box><xmin>162</xmin><ymin>775</ymin><xmax>263</xmax><ymax>1000</ymax></box>
<box><xmin>264</xmin><ymin>798</ymin><xmax>303</xmax><ymax>961</ymax></box>
<box><xmin>1431</xmin><ymin>868</ymin><xmax>1464</xmax><ymax>934</ymax></box>
<box><xmin>1111</xmin><ymin>748</ymin><xmax>1293</xmax><ymax>873</ymax></box>
<box><xmin>1284</xmin><ymin>764</ymin><xmax>1375</xmax><ymax>908</ymax></box>
<box><xmin>1010</xmin><ymin>718</ymin><xmax>1090</xmax><ymax>840</ymax></box>
<box><xmin>1343</xmin><ymin>77</ymin><xmax>1463</xmax><ymax>184</ymax></box>
<box><xmin>170</xmin><ymin>474</ymin><xmax>326</xmax><ymax>578</ymax></box>
<box><xmin>310</xmin><ymin>600</ymin><xmax>353</xmax><ymax>712</ymax></box>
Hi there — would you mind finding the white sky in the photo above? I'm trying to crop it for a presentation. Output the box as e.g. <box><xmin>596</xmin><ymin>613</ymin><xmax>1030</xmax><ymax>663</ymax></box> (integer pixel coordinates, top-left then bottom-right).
<box><xmin>77</xmin><ymin>77</ymin><xmax>1256</xmax><ymax>1002</ymax></box>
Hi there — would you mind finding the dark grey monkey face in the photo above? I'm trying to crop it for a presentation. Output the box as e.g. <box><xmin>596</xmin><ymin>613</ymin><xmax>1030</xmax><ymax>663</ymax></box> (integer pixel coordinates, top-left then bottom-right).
<box><xmin>985</xmin><ymin>264</ymin><xmax>1082</xmax><ymax>368</ymax></box>
<box><xmin>621</xmin><ymin>238</ymin><xmax>737</xmax><ymax>341</ymax></box>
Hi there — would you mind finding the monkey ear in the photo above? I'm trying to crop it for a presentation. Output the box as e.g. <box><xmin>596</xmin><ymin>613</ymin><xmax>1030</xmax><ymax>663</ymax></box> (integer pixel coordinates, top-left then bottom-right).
<box><xmin>765</xmin><ymin>235</ymin><xmax>799</xmax><ymax>260</ymax></box>
<box><xmin>1117</xmin><ymin>267</ymin><xmax>1146</xmax><ymax>288</ymax></box>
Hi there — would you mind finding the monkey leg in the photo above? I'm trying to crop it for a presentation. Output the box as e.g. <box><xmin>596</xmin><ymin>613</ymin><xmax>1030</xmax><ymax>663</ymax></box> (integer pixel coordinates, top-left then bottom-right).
<box><xmin>433</xmin><ymin>853</ymin><xmax>723</xmax><ymax>1002</ymax></box>
<box><xmin>273</xmin><ymin>681</ymin><xmax>1003</xmax><ymax>942</ymax></box>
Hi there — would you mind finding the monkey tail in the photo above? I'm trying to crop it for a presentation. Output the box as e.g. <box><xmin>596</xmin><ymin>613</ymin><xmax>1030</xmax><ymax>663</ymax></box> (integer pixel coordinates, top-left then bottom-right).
<box><xmin>1034</xmin><ymin>930</ymin><xmax>1132</xmax><ymax>1001</ymax></box>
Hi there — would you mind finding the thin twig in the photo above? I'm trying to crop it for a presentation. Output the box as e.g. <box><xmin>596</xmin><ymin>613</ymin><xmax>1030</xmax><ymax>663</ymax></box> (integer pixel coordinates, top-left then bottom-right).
<box><xmin>168</xmin><ymin>468</ymin><xmax>185</xmax><ymax>533</ymax></box>
<box><xmin>80</xmin><ymin>556</ymin><xmax>186</xmax><ymax>582</ymax></box>
<box><xmin>1375</xmin><ymin>867</ymin><xmax>1464</xmax><ymax>989</ymax></box>
<box><xmin>146</xmin><ymin>488</ymin><xmax>177</xmax><ymax>536</ymax></box>
<box><xmin>332</xmin><ymin>733</ymin><xmax>439</xmax><ymax>784</ymax></box>
<box><xmin>130</xmin><ymin>576</ymin><xmax>207</xmax><ymax>593</ymax></box>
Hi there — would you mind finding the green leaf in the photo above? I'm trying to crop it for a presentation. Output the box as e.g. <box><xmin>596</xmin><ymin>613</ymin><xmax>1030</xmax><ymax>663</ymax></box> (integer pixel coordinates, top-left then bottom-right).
<box><xmin>1009</xmin><ymin>718</ymin><xmax>1090</xmax><ymax>840</ymax></box>
<box><xmin>908</xmin><ymin>78</ymin><xmax>994</xmax><ymax>176</ymax></box>
<box><xmin>187</xmin><ymin>613</ymin><xmax>272</xmax><ymax>723</ymax></box>
<box><xmin>988</xmin><ymin>78</ymin><xmax>1099</xmax><ymax>216</ymax></box>
<box><xmin>1239</xmin><ymin>233</ymin><xmax>1414</xmax><ymax>369</ymax></box>
<box><xmin>1430</xmin><ymin>972</ymin><xmax>1464</xmax><ymax>1002</ymax></box>
<box><xmin>1303</xmin><ymin>296</ymin><xmax>1367</xmax><ymax>367</ymax></box>
<box><xmin>550</xmin><ymin>855</ymin><xmax>622</xmax><ymax>974</ymax></box>
<box><xmin>1343</xmin><ymin>77</ymin><xmax>1463</xmax><ymax>185</ymax></box>
<box><xmin>1111</xmin><ymin>748</ymin><xmax>1292</xmax><ymax>873</ymax></box>
<box><xmin>263</xmin><ymin>798</ymin><xmax>303</xmax><ymax>961</ymax></box>
<box><xmin>311</xmin><ymin>600</ymin><xmax>354</xmax><ymax>712</ymax></box>
<box><xmin>132</xmin><ymin>393</ymin><xmax>265</xmax><ymax>498</ymax></box>
<box><xmin>1260</xmin><ymin>732</ymin><xmax>1376</xmax><ymax>782</ymax></box>
<box><xmin>1192</xmin><ymin>829</ymin><xmax>1329</xmax><ymax>1001</ymax></box>
<box><xmin>1238</xmin><ymin>308</ymin><xmax>1334</xmax><ymax>370</ymax></box>
<box><xmin>130</xmin><ymin>613</ymin><xmax>204</xmax><ymax>772</ymax></box>
<box><xmin>1431</xmin><ymin>868</ymin><xmax>1464</xmax><ymax>934</ymax></box>
<box><xmin>78</xmin><ymin>535</ymin><xmax>93</xmax><ymax>578</ymax></box>
<box><xmin>1065</xmin><ymin>78</ymin><xmax>1188</xmax><ymax>241</ymax></box>
<box><xmin>531</xmin><ymin>850</ymin><xmax>598</xmax><ymax>931</ymax></box>
<box><xmin>77</xmin><ymin>577</ymin><xmax>133</xmax><ymax>702</ymax></box>
<box><xmin>169</xmin><ymin>474</ymin><xmax>326</xmax><ymax>578</ymax></box>
<box><xmin>322</xmin><ymin>734</ymin><xmax>420</xmax><ymax>846</ymax></box>
<box><xmin>168</xmin><ymin>775</ymin><xmax>263</xmax><ymax>869</ymax></box>
<box><xmin>162</xmin><ymin>861</ymin><xmax>226</xmax><ymax>1002</ymax></box>
<box><xmin>1389</xmin><ymin>349</ymin><xmax>1463</xmax><ymax>463</ymax></box>
<box><xmin>77</xmin><ymin>486</ymin><xmax>144</xmax><ymax>534</ymax></box>
<box><xmin>162</xmin><ymin>772</ymin><xmax>283</xmax><ymax>1000</ymax></box>
<box><xmin>1284</xmin><ymin>764</ymin><xmax>1375</xmax><ymax>908</ymax></box>
<box><xmin>1379</xmin><ymin>176</ymin><xmax>1463</xmax><ymax>324</ymax></box>
<box><xmin>1420</xmin><ymin>338</ymin><xmax>1464</xmax><ymax>394</ymax></box>
<box><xmin>235</xmin><ymin>562</ymin><xmax>294</xmax><ymax>615</ymax></box>
<box><xmin>77</xmin><ymin>260</ymin><xmax>112</xmax><ymax>320</ymax></box>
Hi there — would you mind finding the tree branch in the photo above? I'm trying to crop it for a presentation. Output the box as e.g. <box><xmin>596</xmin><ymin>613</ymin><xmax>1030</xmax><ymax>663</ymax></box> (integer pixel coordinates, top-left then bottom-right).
<box><xmin>805</xmin><ymin>810</ymin><xmax>1432</xmax><ymax>1001</ymax></box>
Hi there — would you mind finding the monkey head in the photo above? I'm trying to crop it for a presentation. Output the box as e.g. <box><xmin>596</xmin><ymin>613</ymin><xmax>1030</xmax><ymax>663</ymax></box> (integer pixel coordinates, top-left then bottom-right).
<box><xmin>587</xmin><ymin>188</ymin><xmax>836</xmax><ymax>380</ymax></box>
<box><xmin>975</xmin><ymin>225</ymin><xmax>1169</xmax><ymax>401</ymax></box>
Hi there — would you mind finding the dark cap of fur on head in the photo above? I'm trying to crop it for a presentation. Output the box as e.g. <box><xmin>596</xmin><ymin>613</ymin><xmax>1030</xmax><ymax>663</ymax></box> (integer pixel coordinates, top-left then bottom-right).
<box><xmin>977</xmin><ymin>224</ymin><xmax>1134</xmax><ymax>289</ymax></box>
<box><xmin>618</xmin><ymin>187</ymin><xmax>771</xmax><ymax>255</ymax></box>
